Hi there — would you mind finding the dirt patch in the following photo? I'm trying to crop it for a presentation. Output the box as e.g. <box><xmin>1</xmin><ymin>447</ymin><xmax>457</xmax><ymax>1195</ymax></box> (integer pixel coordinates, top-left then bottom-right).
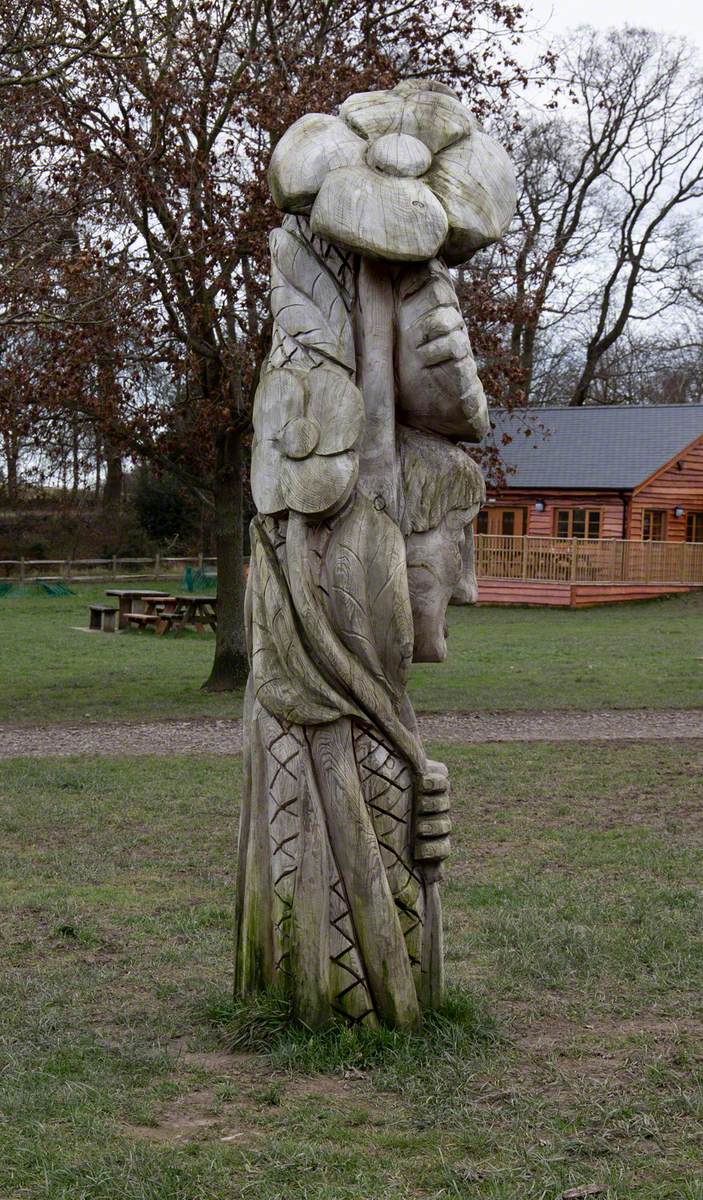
<box><xmin>128</xmin><ymin>1043</ymin><xmax>389</xmax><ymax>1147</ymax></box>
<box><xmin>2</xmin><ymin>708</ymin><xmax>703</xmax><ymax>759</ymax></box>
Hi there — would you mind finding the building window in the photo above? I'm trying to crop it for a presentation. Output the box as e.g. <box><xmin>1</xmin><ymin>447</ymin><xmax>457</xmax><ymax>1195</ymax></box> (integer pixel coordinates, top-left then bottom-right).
<box><xmin>477</xmin><ymin>507</ymin><xmax>527</xmax><ymax>535</ymax></box>
<box><xmin>555</xmin><ymin>509</ymin><xmax>601</xmax><ymax>539</ymax></box>
<box><xmin>642</xmin><ymin>510</ymin><xmax>666</xmax><ymax>541</ymax></box>
<box><xmin>686</xmin><ymin>512</ymin><xmax>703</xmax><ymax>543</ymax></box>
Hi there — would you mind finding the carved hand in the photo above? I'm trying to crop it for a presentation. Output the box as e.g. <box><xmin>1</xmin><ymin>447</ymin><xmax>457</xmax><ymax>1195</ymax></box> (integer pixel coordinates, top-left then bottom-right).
<box><xmin>395</xmin><ymin>259</ymin><xmax>489</xmax><ymax>441</ymax></box>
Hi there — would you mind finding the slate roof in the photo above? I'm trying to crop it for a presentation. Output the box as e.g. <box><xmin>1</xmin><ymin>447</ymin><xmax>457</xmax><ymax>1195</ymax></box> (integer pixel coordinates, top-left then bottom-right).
<box><xmin>485</xmin><ymin>404</ymin><xmax>703</xmax><ymax>490</ymax></box>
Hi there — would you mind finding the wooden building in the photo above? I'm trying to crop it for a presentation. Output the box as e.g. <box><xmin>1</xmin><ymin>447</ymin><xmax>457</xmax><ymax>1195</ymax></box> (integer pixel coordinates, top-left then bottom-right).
<box><xmin>475</xmin><ymin>404</ymin><xmax>703</xmax><ymax>606</ymax></box>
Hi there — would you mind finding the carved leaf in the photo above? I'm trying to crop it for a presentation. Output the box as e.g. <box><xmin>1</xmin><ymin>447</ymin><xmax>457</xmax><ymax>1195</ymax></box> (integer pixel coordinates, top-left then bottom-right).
<box><xmin>270</xmin><ymin>228</ymin><xmax>355</xmax><ymax>371</ymax></box>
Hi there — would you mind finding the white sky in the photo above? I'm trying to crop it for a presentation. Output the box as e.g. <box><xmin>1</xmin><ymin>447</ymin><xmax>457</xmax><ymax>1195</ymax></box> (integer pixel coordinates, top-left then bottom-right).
<box><xmin>528</xmin><ymin>0</ymin><xmax>703</xmax><ymax>50</ymax></box>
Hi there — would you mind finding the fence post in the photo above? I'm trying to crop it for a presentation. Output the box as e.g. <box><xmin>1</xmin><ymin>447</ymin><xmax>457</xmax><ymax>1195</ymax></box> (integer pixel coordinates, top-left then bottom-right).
<box><xmin>20</xmin><ymin>556</ymin><xmax>26</xmax><ymax>584</ymax></box>
<box><xmin>197</xmin><ymin>551</ymin><xmax>204</xmax><ymax>571</ymax></box>
<box><xmin>64</xmin><ymin>559</ymin><xmax>72</xmax><ymax>581</ymax></box>
<box><xmin>521</xmin><ymin>536</ymin><xmax>528</xmax><ymax>579</ymax></box>
<box><xmin>154</xmin><ymin>551</ymin><xmax>161</xmax><ymax>578</ymax></box>
<box><xmin>570</xmin><ymin>538</ymin><xmax>578</xmax><ymax>583</ymax></box>
<box><xmin>112</xmin><ymin>555</ymin><xmax>118</xmax><ymax>579</ymax></box>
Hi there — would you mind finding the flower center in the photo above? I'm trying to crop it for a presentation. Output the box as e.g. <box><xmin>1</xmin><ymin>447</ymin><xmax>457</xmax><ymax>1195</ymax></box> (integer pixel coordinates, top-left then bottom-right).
<box><xmin>281</xmin><ymin>415</ymin><xmax>320</xmax><ymax>459</ymax></box>
<box><xmin>366</xmin><ymin>133</ymin><xmax>432</xmax><ymax>179</ymax></box>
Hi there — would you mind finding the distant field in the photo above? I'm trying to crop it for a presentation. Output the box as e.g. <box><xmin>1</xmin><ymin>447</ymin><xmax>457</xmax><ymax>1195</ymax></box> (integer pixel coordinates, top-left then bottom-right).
<box><xmin>1</xmin><ymin>582</ymin><xmax>701</xmax><ymax>724</ymax></box>
<box><xmin>1</xmin><ymin>740</ymin><xmax>701</xmax><ymax>1199</ymax></box>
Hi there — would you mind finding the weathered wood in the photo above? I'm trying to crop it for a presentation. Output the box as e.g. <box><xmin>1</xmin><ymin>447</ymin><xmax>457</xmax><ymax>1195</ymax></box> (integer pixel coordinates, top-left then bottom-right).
<box><xmin>308</xmin><ymin>719</ymin><xmax>421</xmax><ymax>1029</ymax></box>
<box><xmin>396</xmin><ymin>261</ymin><xmax>489</xmax><ymax>440</ymax></box>
<box><xmin>235</xmin><ymin>78</ymin><xmax>515</xmax><ymax>1027</ymax></box>
<box><xmin>354</xmin><ymin>259</ymin><xmax>399</xmax><ymax>518</ymax></box>
<box><xmin>268</xmin><ymin>114</ymin><xmax>365</xmax><ymax>213</ymax></box>
<box><xmin>311</xmin><ymin>165</ymin><xmax>449</xmax><ymax>262</ymax></box>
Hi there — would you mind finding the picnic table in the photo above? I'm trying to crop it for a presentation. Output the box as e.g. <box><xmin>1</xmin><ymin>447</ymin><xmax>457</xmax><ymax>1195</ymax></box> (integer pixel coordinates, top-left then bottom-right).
<box><xmin>133</xmin><ymin>592</ymin><xmax>217</xmax><ymax>635</ymax></box>
<box><xmin>105</xmin><ymin>588</ymin><xmax>170</xmax><ymax>629</ymax></box>
<box><xmin>170</xmin><ymin>593</ymin><xmax>217</xmax><ymax>633</ymax></box>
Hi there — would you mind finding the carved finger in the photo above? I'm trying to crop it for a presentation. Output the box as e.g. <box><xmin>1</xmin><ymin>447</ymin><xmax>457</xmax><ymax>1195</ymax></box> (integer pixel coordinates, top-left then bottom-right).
<box><xmin>415</xmin><ymin>304</ymin><xmax>464</xmax><ymax>344</ymax></box>
<box><xmin>419</xmin><ymin>329</ymin><xmax>471</xmax><ymax>365</ymax></box>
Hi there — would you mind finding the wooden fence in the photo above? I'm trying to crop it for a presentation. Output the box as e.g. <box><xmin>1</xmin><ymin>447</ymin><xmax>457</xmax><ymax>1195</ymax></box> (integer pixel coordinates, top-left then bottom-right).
<box><xmin>3</xmin><ymin>537</ymin><xmax>703</xmax><ymax>587</ymax></box>
<box><xmin>0</xmin><ymin>555</ymin><xmax>218</xmax><ymax>584</ymax></box>
<box><xmin>475</xmin><ymin>535</ymin><xmax>703</xmax><ymax>585</ymax></box>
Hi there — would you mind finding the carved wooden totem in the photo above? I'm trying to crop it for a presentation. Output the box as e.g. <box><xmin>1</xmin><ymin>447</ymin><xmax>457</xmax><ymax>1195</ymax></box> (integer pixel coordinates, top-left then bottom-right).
<box><xmin>234</xmin><ymin>80</ymin><xmax>515</xmax><ymax>1028</ymax></box>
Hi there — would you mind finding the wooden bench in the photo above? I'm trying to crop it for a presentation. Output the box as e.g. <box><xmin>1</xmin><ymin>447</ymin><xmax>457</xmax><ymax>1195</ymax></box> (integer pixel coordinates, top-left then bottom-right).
<box><xmin>125</xmin><ymin>611</ymin><xmax>178</xmax><ymax>636</ymax></box>
<box><xmin>89</xmin><ymin>604</ymin><xmax>118</xmax><ymax>633</ymax></box>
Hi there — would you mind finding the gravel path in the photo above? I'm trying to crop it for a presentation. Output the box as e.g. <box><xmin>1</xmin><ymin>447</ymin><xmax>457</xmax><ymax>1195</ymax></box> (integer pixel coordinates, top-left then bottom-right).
<box><xmin>1</xmin><ymin>709</ymin><xmax>702</xmax><ymax>759</ymax></box>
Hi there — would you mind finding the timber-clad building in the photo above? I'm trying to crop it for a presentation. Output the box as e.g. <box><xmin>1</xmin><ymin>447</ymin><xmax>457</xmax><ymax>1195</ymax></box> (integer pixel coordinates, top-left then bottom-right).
<box><xmin>475</xmin><ymin>404</ymin><xmax>703</xmax><ymax>606</ymax></box>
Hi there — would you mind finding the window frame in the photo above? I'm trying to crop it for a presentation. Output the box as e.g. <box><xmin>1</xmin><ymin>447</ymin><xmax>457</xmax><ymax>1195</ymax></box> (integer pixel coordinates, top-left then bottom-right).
<box><xmin>642</xmin><ymin>509</ymin><xmax>667</xmax><ymax>542</ymax></box>
<box><xmin>685</xmin><ymin>511</ymin><xmax>703</xmax><ymax>543</ymax></box>
<box><xmin>554</xmin><ymin>507</ymin><xmax>603</xmax><ymax>540</ymax></box>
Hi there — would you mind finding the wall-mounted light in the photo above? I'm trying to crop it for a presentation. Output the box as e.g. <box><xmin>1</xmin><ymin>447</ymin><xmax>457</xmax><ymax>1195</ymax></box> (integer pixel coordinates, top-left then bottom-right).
<box><xmin>534</xmin><ymin>499</ymin><xmax>546</xmax><ymax>512</ymax></box>
<box><xmin>674</xmin><ymin>506</ymin><xmax>685</xmax><ymax>518</ymax></box>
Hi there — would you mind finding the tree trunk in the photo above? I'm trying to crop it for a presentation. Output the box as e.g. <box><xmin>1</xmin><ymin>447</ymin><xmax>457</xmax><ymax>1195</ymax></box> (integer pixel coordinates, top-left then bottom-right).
<box><xmin>71</xmin><ymin>415</ymin><xmax>80</xmax><ymax>498</ymax></box>
<box><xmin>102</xmin><ymin>447</ymin><xmax>123</xmax><ymax>511</ymax></box>
<box><xmin>202</xmin><ymin>430</ymin><xmax>248</xmax><ymax>691</ymax></box>
<box><xmin>3</xmin><ymin>431</ymin><xmax>19</xmax><ymax>505</ymax></box>
<box><xmin>95</xmin><ymin>436</ymin><xmax>102</xmax><ymax>500</ymax></box>
<box><xmin>570</xmin><ymin>352</ymin><xmax>598</xmax><ymax>406</ymax></box>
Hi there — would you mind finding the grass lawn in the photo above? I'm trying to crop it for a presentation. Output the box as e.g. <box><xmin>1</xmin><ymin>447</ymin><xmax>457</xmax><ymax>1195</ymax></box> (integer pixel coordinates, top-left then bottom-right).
<box><xmin>1</xmin><ymin>583</ymin><xmax>702</xmax><ymax>724</ymax></box>
<box><xmin>2</xmin><ymin>741</ymin><xmax>702</xmax><ymax>1198</ymax></box>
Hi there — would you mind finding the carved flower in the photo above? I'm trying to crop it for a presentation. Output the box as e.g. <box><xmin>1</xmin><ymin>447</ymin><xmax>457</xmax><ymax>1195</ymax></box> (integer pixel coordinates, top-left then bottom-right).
<box><xmin>251</xmin><ymin>366</ymin><xmax>365</xmax><ymax>516</ymax></box>
<box><xmin>268</xmin><ymin>79</ymin><xmax>516</xmax><ymax>265</ymax></box>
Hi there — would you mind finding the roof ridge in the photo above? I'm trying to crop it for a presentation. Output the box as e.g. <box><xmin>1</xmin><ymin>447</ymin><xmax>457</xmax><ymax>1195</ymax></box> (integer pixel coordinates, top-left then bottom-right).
<box><xmin>491</xmin><ymin>403</ymin><xmax>703</xmax><ymax>414</ymax></box>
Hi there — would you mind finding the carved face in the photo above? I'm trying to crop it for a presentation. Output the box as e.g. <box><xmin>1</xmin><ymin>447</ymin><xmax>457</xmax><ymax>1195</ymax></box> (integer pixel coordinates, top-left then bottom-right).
<box><xmin>406</xmin><ymin>509</ymin><xmax>471</xmax><ymax>662</ymax></box>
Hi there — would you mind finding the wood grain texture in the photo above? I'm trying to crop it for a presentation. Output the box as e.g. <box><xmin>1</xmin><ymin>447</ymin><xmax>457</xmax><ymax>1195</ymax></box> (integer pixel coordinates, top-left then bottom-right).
<box><xmin>311</xmin><ymin>165</ymin><xmax>448</xmax><ymax>262</ymax></box>
<box><xmin>354</xmin><ymin>259</ymin><xmax>399</xmax><ymax>518</ymax></box>
<box><xmin>270</xmin><ymin>226</ymin><xmax>355</xmax><ymax>372</ymax></box>
<box><xmin>269</xmin><ymin>114</ymin><xmax>365</xmax><ymax>213</ymax></box>
<box><xmin>308</xmin><ymin>719</ymin><xmax>421</xmax><ymax>1029</ymax></box>
<box><xmin>395</xmin><ymin>261</ymin><xmax>489</xmax><ymax>441</ymax></box>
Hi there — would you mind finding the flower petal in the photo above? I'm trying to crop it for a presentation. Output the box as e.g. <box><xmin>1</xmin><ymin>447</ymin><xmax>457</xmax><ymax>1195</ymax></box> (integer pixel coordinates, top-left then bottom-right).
<box><xmin>339</xmin><ymin>92</ymin><xmax>404</xmax><ymax>141</ymax></box>
<box><xmin>280</xmin><ymin>451</ymin><xmax>358</xmax><ymax>515</ymax></box>
<box><xmin>305</xmin><ymin>369</ymin><xmax>364</xmax><ymax>454</ymax></box>
<box><xmin>341</xmin><ymin>89</ymin><xmax>474</xmax><ymax>156</ymax></box>
<box><xmin>426</xmin><ymin>130</ymin><xmax>516</xmax><ymax>263</ymax></box>
<box><xmin>251</xmin><ymin>436</ymin><xmax>285</xmax><ymax>515</ymax></box>
<box><xmin>311</xmin><ymin>165</ymin><xmax>448</xmax><ymax>262</ymax></box>
<box><xmin>399</xmin><ymin>90</ymin><xmax>476</xmax><ymax>155</ymax></box>
<box><xmin>268</xmin><ymin>114</ymin><xmax>366</xmax><ymax>213</ymax></box>
<box><xmin>366</xmin><ymin>133</ymin><xmax>432</xmax><ymax>178</ymax></box>
<box><xmin>253</xmin><ymin>368</ymin><xmax>305</xmax><ymax>442</ymax></box>
<box><xmin>281</xmin><ymin>415</ymin><xmax>320</xmax><ymax>459</ymax></box>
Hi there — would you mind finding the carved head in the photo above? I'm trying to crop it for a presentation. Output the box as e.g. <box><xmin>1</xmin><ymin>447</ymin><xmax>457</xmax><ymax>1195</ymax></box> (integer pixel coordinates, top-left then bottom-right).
<box><xmin>251</xmin><ymin>366</ymin><xmax>364</xmax><ymax>516</ymax></box>
<box><xmin>398</xmin><ymin>428</ymin><xmax>484</xmax><ymax>662</ymax></box>
<box><xmin>268</xmin><ymin>79</ymin><xmax>515</xmax><ymax>265</ymax></box>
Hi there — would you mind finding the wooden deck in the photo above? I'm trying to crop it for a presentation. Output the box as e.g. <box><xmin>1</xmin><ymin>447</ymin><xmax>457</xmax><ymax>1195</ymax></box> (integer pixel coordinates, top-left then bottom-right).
<box><xmin>475</xmin><ymin>534</ymin><xmax>703</xmax><ymax>607</ymax></box>
<box><xmin>477</xmin><ymin>580</ymin><xmax>702</xmax><ymax>607</ymax></box>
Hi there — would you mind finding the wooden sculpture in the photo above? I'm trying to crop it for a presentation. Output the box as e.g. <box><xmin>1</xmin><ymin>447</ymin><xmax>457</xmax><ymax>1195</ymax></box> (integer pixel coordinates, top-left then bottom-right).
<box><xmin>234</xmin><ymin>80</ymin><xmax>515</xmax><ymax>1028</ymax></box>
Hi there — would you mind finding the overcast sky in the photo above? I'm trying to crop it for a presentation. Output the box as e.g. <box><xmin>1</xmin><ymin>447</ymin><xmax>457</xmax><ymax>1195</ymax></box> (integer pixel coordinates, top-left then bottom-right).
<box><xmin>528</xmin><ymin>0</ymin><xmax>703</xmax><ymax>50</ymax></box>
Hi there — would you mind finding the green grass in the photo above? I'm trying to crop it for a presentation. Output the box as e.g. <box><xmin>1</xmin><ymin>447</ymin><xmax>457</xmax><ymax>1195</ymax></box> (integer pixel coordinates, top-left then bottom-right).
<box><xmin>1</xmin><ymin>583</ymin><xmax>702</xmax><ymax>724</ymax></box>
<box><xmin>411</xmin><ymin>588</ymin><xmax>703</xmax><ymax>712</ymax></box>
<box><xmin>1</xmin><ymin>742</ymin><xmax>702</xmax><ymax>1198</ymax></box>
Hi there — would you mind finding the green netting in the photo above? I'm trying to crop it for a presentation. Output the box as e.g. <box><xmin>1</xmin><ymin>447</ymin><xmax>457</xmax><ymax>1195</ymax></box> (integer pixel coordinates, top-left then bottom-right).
<box><xmin>182</xmin><ymin>565</ymin><xmax>217</xmax><ymax>592</ymax></box>
<box><xmin>0</xmin><ymin>580</ymin><xmax>75</xmax><ymax>597</ymax></box>
<box><xmin>36</xmin><ymin>580</ymin><xmax>75</xmax><ymax>596</ymax></box>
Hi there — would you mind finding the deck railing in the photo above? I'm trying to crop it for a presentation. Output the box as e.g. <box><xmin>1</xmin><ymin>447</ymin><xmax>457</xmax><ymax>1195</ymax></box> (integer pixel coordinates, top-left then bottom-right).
<box><xmin>475</xmin><ymin>535</ymin><xmax>703</xmax><ymax>585</ymax></box>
